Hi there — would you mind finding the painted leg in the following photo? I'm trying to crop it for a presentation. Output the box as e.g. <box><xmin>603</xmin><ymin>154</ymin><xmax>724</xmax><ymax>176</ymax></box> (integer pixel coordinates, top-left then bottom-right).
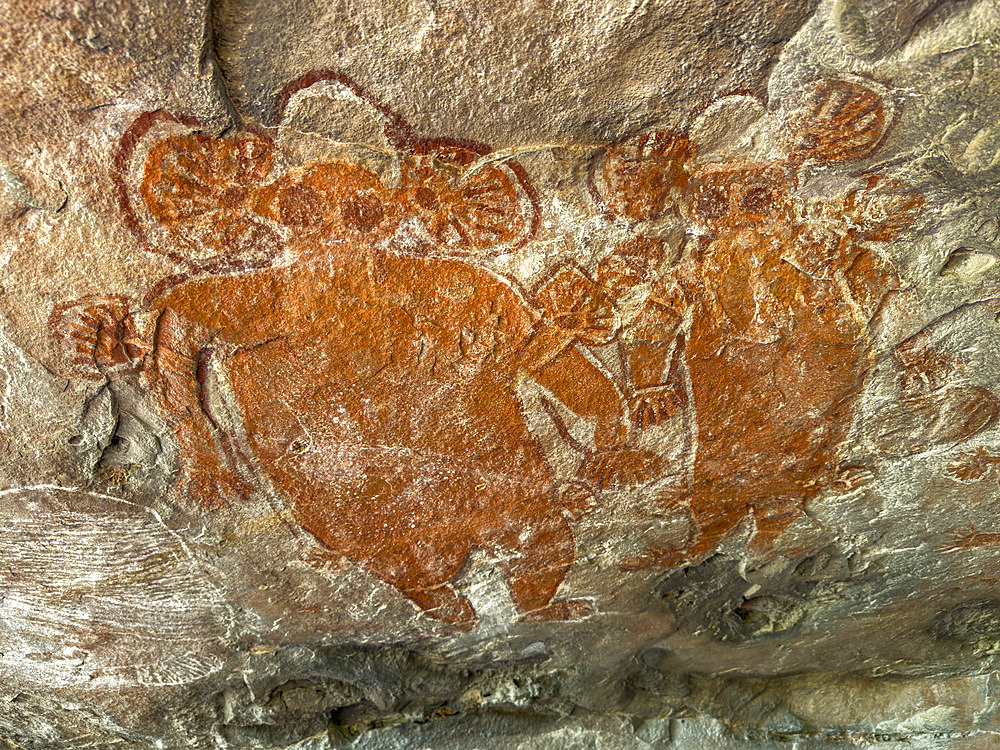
<box><xmin>620</xmin><ymin>484</ymin><xmax>694</xmax><ymax>571</ymax></box>
<box><xmin>532</xmin><ymin>344</ymin><xmax>627</xmax><ymax>449</ymax></box>
<box><xmin>367</xmin><ymin>537</ymin><xmax>476</xmax><ymax>627</ymax></box>
<box><xmin>147</xmin><ymin>308</ymin><xmax>253</xmax><ymax>509</ymax></box>
<box><xmin>533</xmin><ymin>345</ymin><xmax>662</xmax><ymax>490</ymax></box>
<box><xmin>497</xmin><ymin>515</ymin><xmax>592</xmax><ymax>622</ymax></box>
<box><xmin>295</xmin><ymin>483</ymin><xmax>478</xmax><ymax>628</ymax></box>
<box><xmin>400</xmin><ymin>582</ymin><xmax>476</xmax><ymax>628</ymax></box>
<box><xmin>620</xmin><ymin>483</ymin><xmax>747</xmax><ymax>571</ymax></box>
<box><xmin>748</xmin><ymin>499</ymin><xmax>803</xmax><ymax>555</ymax></box>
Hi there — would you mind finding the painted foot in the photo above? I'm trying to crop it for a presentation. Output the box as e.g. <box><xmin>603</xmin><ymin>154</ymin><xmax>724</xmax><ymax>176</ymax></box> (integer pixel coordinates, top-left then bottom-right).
<box><xmin>578</xmin><ymin>447</ymin><xmax>662</xmax><ymax>490</ymax></box>
<box><xmin>520</xmin><ymin>598</ymin><xmax>594</xmax><ymax>623</ymax></box>
<box><xmin>50</xmin><ymin>295</ymin><xmax>146</xmax><ymax>379</ymax></box>
<box><xmin>407</xmin><ymin>585</ymin><xmax>478</xmax><ymax>629</ymax></box>
<box><xmin>948</xmin><ymin>447</ymin><xmax>1000</xmax><ymax>483</ymax></box>
<box><xmin>620</xmin><ymin>542</ymin><xmax>688</xmax><ymax>572</ymax></box>
<box><xmin>534</xmin><ymin>263</ymin><xmax>621</xmax><ymax>346</ymax></box>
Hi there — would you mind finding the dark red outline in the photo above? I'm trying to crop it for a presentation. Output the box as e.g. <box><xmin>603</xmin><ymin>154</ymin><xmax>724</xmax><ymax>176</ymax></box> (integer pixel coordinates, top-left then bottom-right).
<box><xmin>115</xmin><ymin>70</ymin><xmax>543</xmax><ymax>292</ymax></box>
<box><xmin>274</xmin><ymin>69</ymin><xmax>413</xmax><ymax>150</ymax></box>
<box><xmin>114</xmin><ymin>110</ymin><xmax>200</xmax><ymax>257</ymax></box>
<box><xmin>780</xmin><ymin>75</ymin><xmax>903</xmax><ymax>168</ymax></box>
<box><xmin>277</xmin><ymin>72</ymin><xmax>541</xmax><ymax>250</ymax></box>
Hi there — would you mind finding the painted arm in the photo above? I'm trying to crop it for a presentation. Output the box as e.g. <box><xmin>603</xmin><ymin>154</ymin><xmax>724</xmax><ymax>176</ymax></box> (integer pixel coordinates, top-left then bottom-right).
<box><xmin>622</xmin><ymin>282</ymin><xmax>687</xmax><ymax>428</ymax></box>
<box><xmin>50</xmin><ymin>293</ymin><xmax>247</xmax><ymax>508</ymax></box>
<box><xmin>521</xmin><ymin>262</ymin><xmax>625</xmax><ymax>446</ymax></box>
<box><xmin>531</xmin><ymin>345</ymin><xmax>627</xmax><ymax>450</ymax></box>
<box><xmin>145</xmin><ymin>306</ymin><xmax>253</xmax><ymax>509</ymax></box>
<box><xmin>515</xmin><ymin>263</ymin><xmax>664</xmax><ymax>489</ymax></box>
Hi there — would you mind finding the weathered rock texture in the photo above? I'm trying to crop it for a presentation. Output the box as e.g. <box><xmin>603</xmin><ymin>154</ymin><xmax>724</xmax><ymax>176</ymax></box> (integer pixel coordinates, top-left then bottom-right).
<box><xmin>2</xmin><ymin>0</ymin><xmax>1000</xmax><ymax>747</ymax></box>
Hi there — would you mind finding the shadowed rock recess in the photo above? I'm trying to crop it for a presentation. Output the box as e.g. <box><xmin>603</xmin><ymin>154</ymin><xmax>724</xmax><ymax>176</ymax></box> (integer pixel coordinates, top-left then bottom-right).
<box><xmin>3</xmin><ymin>0</ymin><xmax>1000</xmax><ymax>747</ymax></box>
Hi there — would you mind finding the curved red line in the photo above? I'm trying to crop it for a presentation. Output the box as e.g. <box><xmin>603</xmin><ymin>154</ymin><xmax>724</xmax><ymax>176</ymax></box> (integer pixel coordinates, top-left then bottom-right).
<box><xmin>113</xmin><ymin>110</ymin><xmax>205</xmax><ymax>251</ymax></box>
<box><xmin>274</xmin><ymin>69</ymin><xmax>413</xmax><ymax>150</ymax></box>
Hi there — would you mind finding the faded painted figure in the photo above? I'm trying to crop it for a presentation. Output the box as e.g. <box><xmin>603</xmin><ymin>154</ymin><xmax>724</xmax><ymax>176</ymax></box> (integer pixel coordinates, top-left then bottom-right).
<box><xmin>61</xmin><ymin>73</ymin><xmax>659</xmax><ymax>626</ymax></box>
<box><xmin>589</xmin><ymin>78</ymin><xmax>995</xmax><ymax>567</ymax></box>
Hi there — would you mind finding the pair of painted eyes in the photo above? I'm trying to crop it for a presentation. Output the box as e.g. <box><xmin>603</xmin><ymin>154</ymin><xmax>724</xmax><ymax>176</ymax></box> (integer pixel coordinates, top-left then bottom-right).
<box><xmin>275</xmin><ymin>183</ymin><xmax>385</xmax><ymax>235</ymax></box>
<box><xmin>691</xmin><ymin>176</ymin><xmax>787</xmax><ymax>226</ymax></box>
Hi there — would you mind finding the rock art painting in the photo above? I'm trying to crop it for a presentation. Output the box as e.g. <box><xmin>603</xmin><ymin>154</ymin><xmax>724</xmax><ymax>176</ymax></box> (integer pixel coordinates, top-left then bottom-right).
<box><xmin>49</xmin><ymin>72</ymin><xmax>1000</xmax><ymax>628</ymax></box>
<box><xmin>51</xmin><ymin>71</ymin><xmax>664</xmax><ymax>627</ymax></box>
<box><xmin>588</xmin><ymin>77</ymin><xmax>999</xmax><ymax>568</ymax></box>
<box><xmin>11</xmin><ymin>0</ymin><xmax>1000</xmax><ymax>744</ymax></box>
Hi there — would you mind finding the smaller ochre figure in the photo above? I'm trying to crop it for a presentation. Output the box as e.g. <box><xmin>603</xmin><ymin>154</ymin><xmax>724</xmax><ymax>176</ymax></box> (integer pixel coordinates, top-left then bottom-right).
<box><xmin>55</xmin><ymin>72</ymin><xmax>660</xmax><ymax>627</ymax></box>
<box><xmin>586</xmin><ymin>77</ymin><xmax>998</xmax><ymax>569</ymax></box>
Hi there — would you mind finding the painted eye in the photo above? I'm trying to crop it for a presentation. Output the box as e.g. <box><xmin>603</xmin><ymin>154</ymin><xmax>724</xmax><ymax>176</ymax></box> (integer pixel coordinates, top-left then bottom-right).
<box><xmin>414</xmin><ymin>186</ymin><xmax>439</xmax><ymax>211</ymax></box>
<box><xmin>695</xmin><ymin>186</ymin><xmax>729</xmax><ymax>222</ymax></box>
<box><xmin>342</xmin><ymin>192</ymin><xmax>385</xmax><ymax>234</ymax></box>
<box><xmin>740</xmin><ymin>186</ymin><xmax>773</xmax><ymax>214</ymax></box>
<box><xmin>278</xmin><ymin>184</ymin><xmax>323</xmax><ymax>227</ymax></box>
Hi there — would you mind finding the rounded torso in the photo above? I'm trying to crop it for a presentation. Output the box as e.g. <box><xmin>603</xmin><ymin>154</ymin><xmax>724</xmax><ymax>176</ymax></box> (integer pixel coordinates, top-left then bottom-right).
<box><xmin>152</xmin><ymin>249</ymin><xmax>557</xmax><ymax>547</ymax></box>
<box><xmin>680</xmin><ymin>221</ymin><xmax>874</xmax><ymax>503</ymax></box>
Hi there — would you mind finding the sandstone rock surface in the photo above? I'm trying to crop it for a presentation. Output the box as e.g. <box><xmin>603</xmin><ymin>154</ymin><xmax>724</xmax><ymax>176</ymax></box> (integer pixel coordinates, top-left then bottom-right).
<box><xmin>2</xmin><ymin>0</ymin><xmax>1000</xmax><ymax>747</ymax></box>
